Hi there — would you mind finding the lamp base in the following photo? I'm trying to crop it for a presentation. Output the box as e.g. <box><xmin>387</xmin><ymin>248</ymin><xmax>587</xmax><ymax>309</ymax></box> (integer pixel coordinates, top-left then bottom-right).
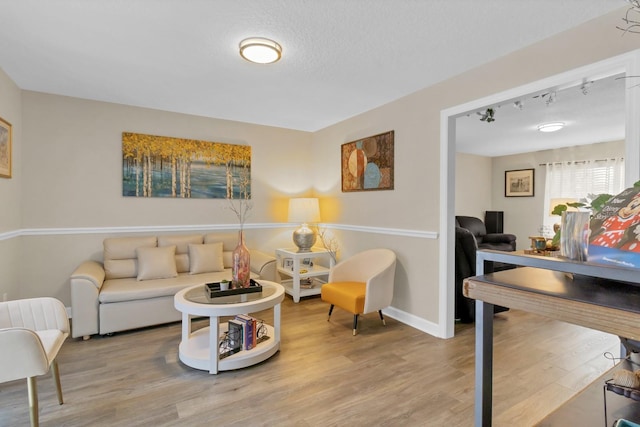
<box><xmin>293</xmin><ymin>223</ymin><xmax>316</xmax><ymax>252</ymax></box>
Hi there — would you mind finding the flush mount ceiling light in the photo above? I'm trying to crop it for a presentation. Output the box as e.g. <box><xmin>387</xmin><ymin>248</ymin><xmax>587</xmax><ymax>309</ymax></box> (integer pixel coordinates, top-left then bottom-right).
<box><xmin>239</xmin><ymin>37</ymin><xmax>282</xmax><ymax>64</ymax></box>
<box><xmin>538</xmin><ymin>122</ymin><xmax>565</xmax><ymax>133</ymax></box>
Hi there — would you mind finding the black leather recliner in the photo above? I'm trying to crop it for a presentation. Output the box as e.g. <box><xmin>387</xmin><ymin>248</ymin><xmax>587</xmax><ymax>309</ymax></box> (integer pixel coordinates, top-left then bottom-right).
<box><xmin>455</xmin><ymin>216</ymin><xmax>516</xmax><ymax>252</ymax></box>
<box><xmin>455</xmin><ymin>216</ymin><xmax>514</xmax><ymax>323</ymax></box>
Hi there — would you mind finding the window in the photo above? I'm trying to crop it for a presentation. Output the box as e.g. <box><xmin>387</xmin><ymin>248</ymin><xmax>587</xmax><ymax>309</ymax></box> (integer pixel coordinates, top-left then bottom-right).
<box><xmin>542</xmin><ymin>158</ymin><xmax>625</xmax><ymax>235</ymax></box>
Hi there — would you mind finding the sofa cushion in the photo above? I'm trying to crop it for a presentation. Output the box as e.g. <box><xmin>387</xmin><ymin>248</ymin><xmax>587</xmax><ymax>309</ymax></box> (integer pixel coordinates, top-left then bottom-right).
<box><xmin>158</xmin><ymin>234</ymin><xmax>203</xmax><ymax>273</ymax></box>
<box><xmin>136</xmin><ymin>246</ymin><xmax>178</xmax><ymax>281</ymax></box>
<box><xmin>98</xmin><ymin>270</ymin><xmax>259</xmax><ymax>303</ymax></box>
<box><xmin>104</xmin><ymin>236</ymin><xmax>158</xmax><ymax>279</ymax></box>
<box><xmin>189</xmin><ymin>242</ymin><xmax>224</xmax><ymax>274</ymax></box>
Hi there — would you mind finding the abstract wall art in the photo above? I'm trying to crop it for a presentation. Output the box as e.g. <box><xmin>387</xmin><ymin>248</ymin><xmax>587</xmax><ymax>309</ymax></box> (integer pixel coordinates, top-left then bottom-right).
<box><xmin>341</xmin><ymin>130</ymin><xmax>394</xmax><ymax>192</ymax></box>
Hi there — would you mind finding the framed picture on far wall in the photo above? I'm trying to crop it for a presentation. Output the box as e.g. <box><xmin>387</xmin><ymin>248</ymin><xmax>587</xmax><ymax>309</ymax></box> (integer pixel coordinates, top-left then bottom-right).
<box><xmin>505</xmin><ymin>168</ymin><xmax>534</xmax><ymax>197</ymax></box>
<box><xmin>0</xmin><ymin>116</ymin><xmax>12</xmax><ymax>179</ymax></box>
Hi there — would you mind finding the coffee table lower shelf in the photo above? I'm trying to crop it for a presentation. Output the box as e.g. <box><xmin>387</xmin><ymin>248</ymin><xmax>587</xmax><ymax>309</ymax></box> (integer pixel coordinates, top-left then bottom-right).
<box><xmin>179</xmin><ymin>323</ymin><xmax>278</xmax><ymax>373</ymax></box>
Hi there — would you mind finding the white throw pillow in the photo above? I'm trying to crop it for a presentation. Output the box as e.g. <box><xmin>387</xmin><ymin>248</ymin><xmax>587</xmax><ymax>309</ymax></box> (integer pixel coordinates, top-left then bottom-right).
<box><xmin>189</xmin><ymin>242</ymin><xmax>225</xmax><ymax>274</ymax></box>
<box><xmin>136</xmin><ymin>246</ymin><xmax>178</xmax><ymax>281</ymax></box>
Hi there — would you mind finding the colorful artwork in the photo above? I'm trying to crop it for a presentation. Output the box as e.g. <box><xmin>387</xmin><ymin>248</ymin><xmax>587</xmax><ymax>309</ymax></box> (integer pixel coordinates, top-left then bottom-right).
<box><xmin>589</xmin><ymin>186</ymin><xmax>640</xmax><ymax>268</ymax></box>
<box><xmin>122</xmin><ymin>132</ymin><xmax>250</xmax><ymax>199</ymax></box>
<box><xmin>341</xmin><ymin>131</ymin><xmax>394</xmax><ymax>192</ymax></box>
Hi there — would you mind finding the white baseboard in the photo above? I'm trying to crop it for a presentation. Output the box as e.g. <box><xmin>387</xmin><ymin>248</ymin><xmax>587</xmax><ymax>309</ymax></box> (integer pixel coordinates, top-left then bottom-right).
<box><xmin>382</xmin><ymin>305</ymin><xmax>442</xmax><ymax>338</ymax></box>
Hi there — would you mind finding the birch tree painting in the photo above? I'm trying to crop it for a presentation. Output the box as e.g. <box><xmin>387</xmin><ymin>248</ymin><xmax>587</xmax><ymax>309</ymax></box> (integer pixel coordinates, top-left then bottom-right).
<box><xmin>122</xmin><ymin>132</ymin><xmax>251</xmax><ymax>199</ymax></box>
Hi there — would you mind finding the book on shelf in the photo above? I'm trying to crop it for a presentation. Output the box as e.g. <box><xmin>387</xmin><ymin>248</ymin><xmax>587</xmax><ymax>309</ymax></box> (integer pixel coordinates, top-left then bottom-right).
<box><xmin>235</xmin><ymin>314</ymin><xmax>257</xmax><ymax>350</ymax></box>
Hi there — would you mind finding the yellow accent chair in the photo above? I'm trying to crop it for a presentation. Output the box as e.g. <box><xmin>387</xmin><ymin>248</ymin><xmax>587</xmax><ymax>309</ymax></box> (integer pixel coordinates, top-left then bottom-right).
<box><xmin>321</xmin><ymin>248</ymin><xmax>397</xmax><ymax>335</ymax></box>
<box><xmin>0</xmin><ymin>297</ymin><xmax>70</xmax><ymax>427</ymax></box>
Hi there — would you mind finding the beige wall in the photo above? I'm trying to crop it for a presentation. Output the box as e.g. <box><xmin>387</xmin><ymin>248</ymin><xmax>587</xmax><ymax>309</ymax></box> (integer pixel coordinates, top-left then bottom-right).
<box><xmin>15</xmin><ymin>92</ymin><xmax>312</xmax><ymax>303</ymax></box>
<box><xmin>21</xmin><ymin>92</ymin><xmax>313</xmax><ymax>228</ymax></box>
<box><xmin>491</xmin><ymin>140</ymin><xmax>625</xmax><ymax>250</ymax></box>
<box><xmin>309</xmin><ymin>7</ymin><xmax>638</xmax><ymax>328</ymax></box>
<box><xmin>455</xmin><ymin>152</ymin><xmax>493</xmax><ymax>218</ymax></box>
<box><xmin>0</xmin><ymin>6</ymin><xmax>637</xmax><ymax>334</ymax></box>
<box><xmin>0</xmin><ymin>68</ymin><xmax>22</xmax><ymax>300</ymax></box>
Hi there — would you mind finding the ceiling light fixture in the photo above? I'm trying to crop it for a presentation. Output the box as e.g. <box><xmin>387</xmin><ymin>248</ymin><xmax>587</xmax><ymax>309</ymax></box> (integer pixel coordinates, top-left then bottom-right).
<box><xmin>538</xmin><ymin>122</ymin><xmax>565</xmax><ymax>132</ymax></box>
<box><xmin>239</xmin><ymin>37</ymin><xmax>282</xmax><ymax>64</ymax></box>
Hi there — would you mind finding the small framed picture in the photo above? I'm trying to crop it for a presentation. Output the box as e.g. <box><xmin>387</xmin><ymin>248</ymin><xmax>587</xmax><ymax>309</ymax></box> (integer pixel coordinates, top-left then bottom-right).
<box><xmin>302</xmin><ymin>258</ymin><xmax>313</xmax><ymax>267</ymax></box>
<box><xmin>0</xmin><ymin>116</ymin><xmax>12</xmax><ymax>179</ymax></box>
<box><xmin>505</xmin><ymin>168</ymin><xmax>534</xmax><ymax>197</ymax></box>
<box><xmin>283</xmin><ymin>258</ymin><xmax>293</xmax><ymax>269</ymax></box>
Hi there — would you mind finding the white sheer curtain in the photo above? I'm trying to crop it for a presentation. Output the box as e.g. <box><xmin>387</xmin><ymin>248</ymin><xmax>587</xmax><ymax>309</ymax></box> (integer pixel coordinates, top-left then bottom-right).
<box><xmin>542</xmin><ymin>157</ymin><xmax>625</xmax><ymax>233</ymax></box>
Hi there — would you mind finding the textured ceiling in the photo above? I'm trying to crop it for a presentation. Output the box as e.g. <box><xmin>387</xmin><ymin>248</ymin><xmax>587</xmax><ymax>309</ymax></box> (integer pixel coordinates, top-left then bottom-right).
<box><xmin>456</xmin><ymin>73</ymin><xmax>626</xmax><ymax>157</ymax></box>
<box><xmin>0</xmin><ymin>0</ymin><xmax>626</xmax><ymax>134</ymax></box>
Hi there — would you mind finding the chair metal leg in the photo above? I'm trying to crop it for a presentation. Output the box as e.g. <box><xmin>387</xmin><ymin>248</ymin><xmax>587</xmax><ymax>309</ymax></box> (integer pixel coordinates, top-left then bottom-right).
<box><xmin>353</xmin><ymin>314</ymin><xmax>359</xmax><ymax>336</ymax></box>
<box><xmin>27</xmin><ymin>376</ymin><xmax>39</xmax><ymax>427</ymax></box>
<box><xmin>327</xmin><ymin>304</ymin><xmax>334</xmax><ymax>321</ymax></box>
<box><xmin>51</xmin><ymin>359</ymin><xmax>64</xmax><ymax>405</ymax></box>
<box><xmin>378</xmin><ymin>310</ymin><xmax>386</xmax><ymax>326</ymax></box>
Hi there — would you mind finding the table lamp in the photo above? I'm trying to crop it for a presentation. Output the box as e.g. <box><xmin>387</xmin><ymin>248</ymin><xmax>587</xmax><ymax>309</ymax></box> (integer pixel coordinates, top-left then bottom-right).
<box><xmin>288</xmin><ymin>198</ymin><xmax>320</xmax><ymax>252</ymax></box>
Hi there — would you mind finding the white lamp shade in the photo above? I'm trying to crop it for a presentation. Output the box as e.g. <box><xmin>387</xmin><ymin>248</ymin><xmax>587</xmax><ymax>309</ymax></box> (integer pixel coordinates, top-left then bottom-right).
<box><xmin>288</xmin><ymin>198</ymin><xmax>320</xmax><ymax>223</ymax></box>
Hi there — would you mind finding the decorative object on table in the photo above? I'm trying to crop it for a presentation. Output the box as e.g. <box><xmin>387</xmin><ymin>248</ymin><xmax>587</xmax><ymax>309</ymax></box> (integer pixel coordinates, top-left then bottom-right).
<box><xmin>220</xmin><ymin>319</ymin><xmax>243</xmax><ymax>359</ymax></box>
<box><xmin>232</xmin><ymin>231</ymin><xmax>251</xmax><ymax>288</ymax></box>
<box><xmin>529</xmin><ymin>236</ymin><xmax>547</xmax><ymax>251</ymax></box>
<box><xmin>122</xmin><ymin>132</ymin><xmax>251</xmax><ymax>199</ymax></box>
<box><xmin>206</xmin><ymin>279</ymin><xmax>262</xmax><ymax>298</ymax></box>
<box><xmin>220</xmin><ymin>280</ymin><xmax>230</xmax><ymax>291</ymax></box>
<box><xmin>317</xmin><ymin>227</ymin><xmax>339</xmax><ymax>263</ymax></box>
<box><xmin>589</xmin><ymin>184</ymin><xmax>640</xmax><ymax>268</ymax></box>
<box><xmin>226</xmin><ymin>165</ymin><xmax>252</xmax><ymax>288</ymax></box>
<box><xmin>0</xmin><ymin>116</ymin><xmax>11</xmax><ymax>178</ymax></box>
<box><xmin>288</xmin><ymin>198</ymin><xmax>320</xmax><ymax>252</ymax></box>
<box><xmin>559</xmin><ymin>211</ymin><xmax>590</xmax><ymax>261</ymax></box>
<box><xmin>341</xmin><ymin>130</ymin><xmax>394</xmax><ymax>192</ymax></box>
<box><xmin>504</xmin><ymin>168</ymin><xmax>534</xmax><ymax>197</ymax></box>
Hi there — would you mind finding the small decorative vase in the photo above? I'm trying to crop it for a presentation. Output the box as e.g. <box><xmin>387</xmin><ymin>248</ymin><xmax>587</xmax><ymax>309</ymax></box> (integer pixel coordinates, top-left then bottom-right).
<box><xmin>232</xmin><ymin>230</ymin><xmax>251</xmax><ymax>288</ymax></box>
<box><xmin>560</xmin><ymin>211</ymin><xmax>590</xmax><ymax>261</ymax></box>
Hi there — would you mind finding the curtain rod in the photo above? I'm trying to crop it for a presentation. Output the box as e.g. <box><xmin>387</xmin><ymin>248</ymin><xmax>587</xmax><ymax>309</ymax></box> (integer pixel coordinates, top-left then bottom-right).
<box><xmin>538</xmin><ymin>158</ymin><xmax>624</xmax><ymax>166</ymax></box>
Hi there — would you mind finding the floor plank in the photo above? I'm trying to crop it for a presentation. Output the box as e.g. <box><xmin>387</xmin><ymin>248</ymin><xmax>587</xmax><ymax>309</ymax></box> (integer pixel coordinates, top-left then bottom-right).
<box><xmin>0</xmin><ymin>296</ymin><xmax>619</xmax><ymax>426</ymax></box>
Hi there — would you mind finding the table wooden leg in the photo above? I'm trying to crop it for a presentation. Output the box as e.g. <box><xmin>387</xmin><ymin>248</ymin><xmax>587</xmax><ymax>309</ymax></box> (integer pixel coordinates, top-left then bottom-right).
<box><xmin>475</xmin><ymin>299</ymin><xmax>494</xmax><ymax>427</ymax></box>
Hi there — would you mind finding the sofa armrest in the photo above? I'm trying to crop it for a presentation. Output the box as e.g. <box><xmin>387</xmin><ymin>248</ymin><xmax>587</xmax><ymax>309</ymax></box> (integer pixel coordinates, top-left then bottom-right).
<box><xmin>249</xmin><ymin>250</ymin><xmax>277</xmax><ymax>282</ymax></box>
<box><xmin>70</xmin><ymin>261</ymin><xmax>105</xmax><ymax>339</ymax></box>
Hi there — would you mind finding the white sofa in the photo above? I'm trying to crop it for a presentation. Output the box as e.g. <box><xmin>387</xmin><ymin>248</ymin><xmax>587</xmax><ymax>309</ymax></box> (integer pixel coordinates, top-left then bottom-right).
<box><xmin>70</xmin><ymin>233</ymin><xmax>276</xmax><ymax>339</ymax></box>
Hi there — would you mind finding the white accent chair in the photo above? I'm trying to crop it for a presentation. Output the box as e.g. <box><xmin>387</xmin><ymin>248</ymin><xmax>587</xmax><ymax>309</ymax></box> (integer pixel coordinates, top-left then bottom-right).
<box><xmin>321</xmin><ymin>249</ymin><xmax>397</xmax><ymax>335</ymax></box>
<box><xmin>0</xmin><ymin>297</ymin><xmax>69</xmax><ymax>427</ymax></box>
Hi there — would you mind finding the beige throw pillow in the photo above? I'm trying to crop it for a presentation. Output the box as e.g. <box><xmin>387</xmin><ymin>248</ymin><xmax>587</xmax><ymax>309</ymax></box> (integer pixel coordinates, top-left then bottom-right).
<box><xmin>136</xmin><ymin>245</ymin><xmax>178</xmax><ymax>281</ymax></box>
<box><xmin>189</xmin><ymin>242</ymin><xmax>225</xmax><ymax>274</ymax></box>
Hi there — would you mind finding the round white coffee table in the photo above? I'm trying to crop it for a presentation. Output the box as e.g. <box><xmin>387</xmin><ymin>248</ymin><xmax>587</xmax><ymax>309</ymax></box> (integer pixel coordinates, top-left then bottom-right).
<box><xmin>174</xmin><ymin>280</ymin><xmax>284</xmax><ymax>374</ymax></box>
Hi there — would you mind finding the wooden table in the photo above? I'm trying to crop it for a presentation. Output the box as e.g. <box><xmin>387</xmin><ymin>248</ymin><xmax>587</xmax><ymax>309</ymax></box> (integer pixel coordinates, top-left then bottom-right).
<box><xmin>464</xmin><ymin>250</ymin><xmax>640</xmax><ymax>427</ymax></box>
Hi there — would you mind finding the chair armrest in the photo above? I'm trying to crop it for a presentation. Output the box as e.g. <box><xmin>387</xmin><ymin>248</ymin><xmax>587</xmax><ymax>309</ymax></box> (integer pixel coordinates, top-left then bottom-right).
<box><xmin>0</xmin><ymin>328</ymin><xmax>49</xmax><ymax>382</ymax></box>
<box><xmin>249</xmin><ymin>250</ymin><xmax>277</xmax><ymax>282</ymax></box>
<box><xmin>363</xmin><ymin>258</ymin><xmax>397</xmax><ymax>314</ymax></box>
<box><xmin>70</xmin><ymin>261</ymin><xmax>105</xmax><ymax>338</ymax></box>
<box><xmin>483</xmin><ymin>233</ymin><xmax>516</xmax><ymax>244</ymax></box>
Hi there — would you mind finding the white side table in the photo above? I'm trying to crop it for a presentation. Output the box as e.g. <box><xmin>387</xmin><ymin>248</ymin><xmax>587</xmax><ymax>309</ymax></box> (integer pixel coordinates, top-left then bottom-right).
<box><xmin>174</xmin><ymin>281</ymin><xmax>284</xmax><ymax>374</ymax></box>
<box><xmin>275</xmin><ymin>248</ymin><xmax>335</xmax><ymax>303</ymax></box>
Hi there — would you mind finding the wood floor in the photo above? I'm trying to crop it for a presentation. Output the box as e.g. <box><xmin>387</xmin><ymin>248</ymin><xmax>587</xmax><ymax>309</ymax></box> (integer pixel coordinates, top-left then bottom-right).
<box><xmin>0</xmin><ymin>296</ymin><xmax>619</xmax><ymax>427</ymax></box>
